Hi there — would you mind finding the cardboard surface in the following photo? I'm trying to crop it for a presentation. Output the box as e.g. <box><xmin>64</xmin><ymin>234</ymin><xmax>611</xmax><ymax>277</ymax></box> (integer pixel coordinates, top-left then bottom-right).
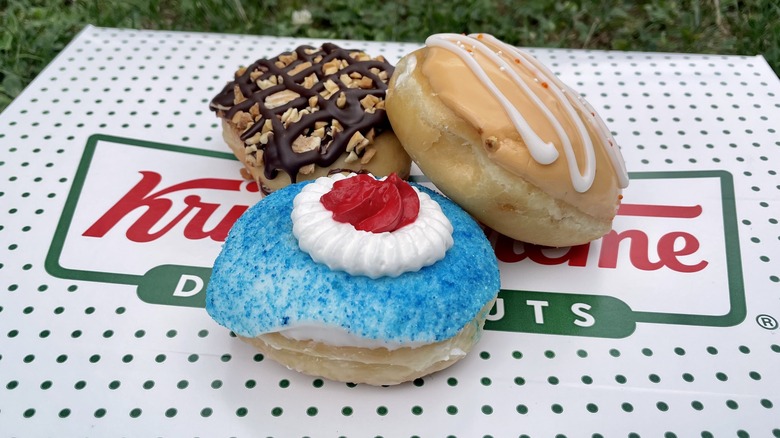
<box><xmin>1</xmin><ymin>26</ymin><xmax>779</xmax><ymax>436</ymax></box>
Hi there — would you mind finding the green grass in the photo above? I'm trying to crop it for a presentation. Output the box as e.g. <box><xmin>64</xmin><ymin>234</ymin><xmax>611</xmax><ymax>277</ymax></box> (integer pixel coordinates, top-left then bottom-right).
<box><xmin>1</xmin><ymin>0</ymin><xmax>778</xmax><ymax>112</ymax></box>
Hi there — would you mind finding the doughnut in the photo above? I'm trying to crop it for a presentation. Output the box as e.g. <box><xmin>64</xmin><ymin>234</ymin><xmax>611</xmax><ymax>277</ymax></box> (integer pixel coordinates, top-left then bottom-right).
<box><xmin>205</xmin><ymin>173</ymin><xmax>499</xmax><ymax>385</ymax></box>
<box><xmin>386</xmin><ymin>33</ymin><xmax>630</xmax><ymax>247</ymax></box>
<box><xmin>210</xmin><ymin>43</ymin><xmax>412</xmax><ymax>194</ymax></box>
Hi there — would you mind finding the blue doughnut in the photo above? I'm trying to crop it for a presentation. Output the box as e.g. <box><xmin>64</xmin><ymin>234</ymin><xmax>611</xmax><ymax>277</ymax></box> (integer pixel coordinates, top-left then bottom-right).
<box><xmin>206</xmin><ymin>180</ymin><xmax>499</xmax><ymax>345</ymax></box>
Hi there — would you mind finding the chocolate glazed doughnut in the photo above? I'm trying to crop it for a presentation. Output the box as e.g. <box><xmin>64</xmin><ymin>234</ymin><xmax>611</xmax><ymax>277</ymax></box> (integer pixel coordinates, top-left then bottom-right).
<box><xmin>211</xmin><ymin>43</ymin><xmax>411</xmax><ymax>194</ymax></box>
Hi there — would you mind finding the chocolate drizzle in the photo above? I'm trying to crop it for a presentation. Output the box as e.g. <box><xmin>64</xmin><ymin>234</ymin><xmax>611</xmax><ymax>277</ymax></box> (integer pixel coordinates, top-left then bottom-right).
<box><xmin>210</xmin><ymin>43</ymin><xmax>395</xmax><ymax>183</ymax></box>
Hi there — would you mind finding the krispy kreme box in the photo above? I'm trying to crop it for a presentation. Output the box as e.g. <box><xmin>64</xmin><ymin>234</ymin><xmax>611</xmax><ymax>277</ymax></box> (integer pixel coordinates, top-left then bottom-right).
<box><xmin>1</xmin><ymin>26</ymin><xmax>778</xmax><ymax>437</ymax></box>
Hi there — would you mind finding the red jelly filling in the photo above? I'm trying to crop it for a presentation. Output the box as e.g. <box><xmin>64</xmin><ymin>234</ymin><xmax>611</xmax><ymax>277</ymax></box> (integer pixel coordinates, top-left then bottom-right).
<box><xmin>320</xmin><ymin>173</ymin><xmax>420</xmax><ymax>233</ymax></box>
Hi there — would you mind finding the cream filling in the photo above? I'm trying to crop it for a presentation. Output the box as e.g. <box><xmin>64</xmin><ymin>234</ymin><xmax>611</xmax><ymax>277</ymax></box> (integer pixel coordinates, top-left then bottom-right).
<box><xmin>278</xmin><ymin>324</ymin><xmax>443</xmax><ymax>351</ymax></box>
<box><xmin>291</xmin><ymin>173</ymin><xmax>454</xmax><ymax>279</ymax></box>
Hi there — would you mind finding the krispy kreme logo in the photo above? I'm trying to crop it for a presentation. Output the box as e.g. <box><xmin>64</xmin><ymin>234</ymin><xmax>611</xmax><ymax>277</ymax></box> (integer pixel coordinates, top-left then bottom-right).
<box><xmin>46</xmin><ymin>135</ymin><xmax>745</xmax><ymax>338</ymax></box>
<box><xmin>79</xmin><ymin>171</ymin><xmax>708</xmax><ymax>274</ymax></box>
<box><xmin>81</xmin><ymin>170</ymin><xmax>257</xmax><ymax>243</ymax></box>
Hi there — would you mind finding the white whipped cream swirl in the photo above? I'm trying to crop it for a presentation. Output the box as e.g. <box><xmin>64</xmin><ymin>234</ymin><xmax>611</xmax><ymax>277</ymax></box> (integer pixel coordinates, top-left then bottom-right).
<box><xmin>291</xmin><ymin>174</ymin><xmax>454</xmax><ymax>279</ymax></box>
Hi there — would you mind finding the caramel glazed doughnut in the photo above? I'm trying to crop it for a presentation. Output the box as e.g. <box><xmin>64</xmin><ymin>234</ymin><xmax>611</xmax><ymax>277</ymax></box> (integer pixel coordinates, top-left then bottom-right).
<box><xmin>210</xmin><ymin>43</ymin><xmax>411</xmax><ymax>194</ymax></box>
<box><xmin>386</xmin><ymin>33</ymin><xmax>630</xmax><ymax>247</ymax></box>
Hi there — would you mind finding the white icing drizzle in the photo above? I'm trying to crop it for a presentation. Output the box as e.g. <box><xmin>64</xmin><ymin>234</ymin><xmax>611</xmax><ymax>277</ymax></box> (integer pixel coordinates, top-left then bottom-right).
<box><xmin>425</xmin><ymin>34</ymin><xmax>559</xmax><ymax>166</ymax></box>
<box><xmin>569</xmin><ymin>83</ymin><xmax>630</xmax><ymax>189</ymax></box>
<box><xmin>291</xmin><ymin>174</ymin><xmax>454</xmax><ymax>279</ymax></box>
<box><xmin>425</xmin><ymin>33</ymin><xmax>630</xmax><ymax>191</ymax></box>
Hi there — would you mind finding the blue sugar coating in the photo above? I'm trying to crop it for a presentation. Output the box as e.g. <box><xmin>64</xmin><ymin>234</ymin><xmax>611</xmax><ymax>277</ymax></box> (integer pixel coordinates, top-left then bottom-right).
<box><xmin>206</xmin><ymin>181</ymin><xmax>500</xmax><ymax>344</ymax></box>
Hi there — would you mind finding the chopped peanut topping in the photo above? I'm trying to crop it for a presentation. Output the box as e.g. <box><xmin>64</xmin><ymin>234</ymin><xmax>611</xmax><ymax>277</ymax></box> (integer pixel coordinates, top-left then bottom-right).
<box><xmin>339</xmin><ymin>73</ymin><xmax>353</xmax><ymax>86</ymax></box>
<box><xmin>303</xmin><ymin>73</ymin><xmax>319</xmax><ymax>89</ymax></box>
<box><xmin>360</xmin><ymin>94</ymin><xmax>380</xmax><ymax>110</ymax></box>
<box><xmin>231</xmin><ymin>111</ymin><xmax>254</xmax><ymax>131</ymax></box>
<box><xmin>249</xmin><ymin>102</ymin><xmax>260</xmax><ymax>119</ymax></box>
<box><xmin>331</xmin><ymin>119</ymin><xmax>343</xmax><ymax>134</ymax></box>
<box><xmin>322</xmin><ymin>58</ymin><xmax>341</xmax><ymax>76</ymax></box>
<box><xmin>320</xmin><ymin>79</ymin><xmax>340</xmax><ymax>99</ymax></box>
<box><xmin>278</xmin><ymin>52</ymin><xmax>297</xmax><ymax>66</ymax></box>
<box><xmin>233</xmin><ymin>85</ymin><xmax>247</xmax><ymax>105</ymax></box>
<box><xmin>360</xmin><ymin>146</ymin><xmax>377</xmax><ymax>164</ymax></box>
<box><xmin>257</xmin><ymin>75</ymin><xmax>278</xmax><ymax>90</ymax></box>
<box><xmin>288</xmin><ymin>61</ymin><xmax>312</xmax><ymax>76</ymax></box>
<box><xmin>281</xmin><ymin>107</ymin><xmax>302</xmax><ymax>126</ymax></box>
<box><xmin>344</xmin><ymin>150</ymin><xmax>359</xmax><ymax>163</ymax></box>
<box><xmin>292</xmin><ymin>135</ymin><xmax>322</xmax><ymax>153</ymax></box>
<box><xmin>299</xmin><ymin>163</ymin><xmax>316</xmax><ymax>175</ymax></box>
<box><xmin>357</xmin><ymin>77</ymin><xmax>374</xmax><ymax>89</ymax></box>
<box><xmin>261</xmin><ymin>119</ymin><xmax>273</xmax><ymax>134</ymax></box>
<box><xmin>245</xmin><ymin>132</ymin><xmax>263</xmax><ymax>145</ymax></box>
<box><xmin>265</xmin><ymin>89</ymin><xmax>301</xmax><ymax>109</ymax></box>
<box><xmin>346</xmin><ymin>131</ymin><xmax>366</xmax><ymax>152</ymax></box>
<box><xmin>336</xmin><ymin>92</ymin><xmax>347</xmax><ymax>108</ymax></box>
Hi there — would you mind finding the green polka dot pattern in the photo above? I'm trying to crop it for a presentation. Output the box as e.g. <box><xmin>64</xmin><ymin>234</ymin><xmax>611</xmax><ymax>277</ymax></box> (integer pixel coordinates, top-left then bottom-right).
<box><xmin>0</xmin><ymin>26</ymin><xmax>779</xmax><ymax>437</ymax></box>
